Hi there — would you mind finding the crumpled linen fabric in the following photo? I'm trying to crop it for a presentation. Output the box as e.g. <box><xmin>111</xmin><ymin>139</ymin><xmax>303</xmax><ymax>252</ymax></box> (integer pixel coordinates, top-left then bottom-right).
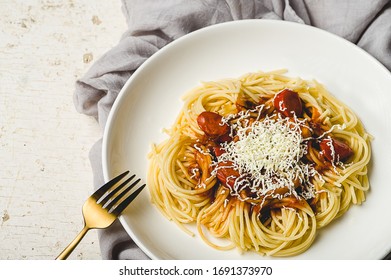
<box><xmin>74</xmin><ymin>0</ymin><xmax>391</xmax><ymax>259</ymax></box>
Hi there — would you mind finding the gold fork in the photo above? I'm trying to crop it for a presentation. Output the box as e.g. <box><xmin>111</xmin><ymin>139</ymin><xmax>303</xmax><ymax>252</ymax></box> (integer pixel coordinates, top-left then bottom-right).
<box><xmin>55</xmin><ymin>170</ymin><xmax>145</xmax><ymax>260</ymax></box>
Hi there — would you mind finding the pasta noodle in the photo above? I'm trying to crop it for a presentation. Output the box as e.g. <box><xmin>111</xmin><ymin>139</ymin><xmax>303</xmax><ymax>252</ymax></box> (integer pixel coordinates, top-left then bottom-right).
<box><xmin>147</xmin><ymin>69</ymin><xmax>371</xmax><ymax>257</ymax></box>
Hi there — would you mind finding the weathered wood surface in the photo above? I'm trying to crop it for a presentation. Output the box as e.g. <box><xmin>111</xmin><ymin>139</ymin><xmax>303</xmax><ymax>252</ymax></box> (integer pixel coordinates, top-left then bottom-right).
<box><xmin>0</xmin><ymin>0</ymin><xmax>126</xmax><ymax>259</ymax></box>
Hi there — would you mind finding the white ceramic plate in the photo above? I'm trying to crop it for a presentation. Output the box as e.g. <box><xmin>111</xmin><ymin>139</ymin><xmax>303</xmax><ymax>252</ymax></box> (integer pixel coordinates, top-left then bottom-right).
<box><xmin>102</xmin><ymin>19</ymin><xmax>391</xmax><ymax>259</ymax></box>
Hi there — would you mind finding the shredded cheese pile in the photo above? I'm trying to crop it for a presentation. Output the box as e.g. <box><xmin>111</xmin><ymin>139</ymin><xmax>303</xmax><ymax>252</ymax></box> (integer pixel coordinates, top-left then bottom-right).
<box><xmin>216</xmin><ymin>110</ymin><xmax>318</xmax><ymax>201</ymax></box>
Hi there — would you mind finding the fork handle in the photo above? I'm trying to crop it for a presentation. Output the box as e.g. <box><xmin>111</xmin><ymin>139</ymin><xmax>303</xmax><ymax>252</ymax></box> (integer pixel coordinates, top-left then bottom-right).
<box><xmin>55</xmin><ymin>226</ymin><xmax>89</xmax><ymax>260</ymax></box>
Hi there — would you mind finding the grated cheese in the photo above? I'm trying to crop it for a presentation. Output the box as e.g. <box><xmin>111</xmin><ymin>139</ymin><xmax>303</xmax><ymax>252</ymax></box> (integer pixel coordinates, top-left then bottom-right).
<box><xmin>214</xmin><ymin>108</ymin><xmax>319</xmax><ymax>201</ymax></box>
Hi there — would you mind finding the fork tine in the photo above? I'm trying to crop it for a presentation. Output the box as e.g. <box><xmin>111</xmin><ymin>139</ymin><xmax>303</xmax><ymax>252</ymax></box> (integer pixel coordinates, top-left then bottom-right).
<box><xmin>93</xmin><ymin>170</ymin><xmax>130</xmax><ymax>199</ymax></box>
<box><xmin>110</xmin><ymin>183</ymin><xmax>146</xmax><ymax>215</ymax></box>
<box><xmin>104</xmin><ymin>178</ymin><xmax>141</xmax><ymax>209</ymax></box>
<box><xmin>98</xmin><ymin>174</ymin><xmax>136</xmax><ymax>206</ymax></box>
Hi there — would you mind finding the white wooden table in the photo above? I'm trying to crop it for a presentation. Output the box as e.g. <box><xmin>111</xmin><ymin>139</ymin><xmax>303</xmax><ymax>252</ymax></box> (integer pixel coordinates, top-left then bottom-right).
<box><xmin>0</xmin><ymin>0</ymin><xmax>127</xmax><ymax>259</ymax></box>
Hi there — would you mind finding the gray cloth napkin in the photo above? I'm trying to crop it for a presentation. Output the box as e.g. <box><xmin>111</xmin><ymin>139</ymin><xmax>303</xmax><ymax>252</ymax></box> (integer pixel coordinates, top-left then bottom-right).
<box><xmin>74</xmin><ymin>0</ymin><xmax>391</xmax><ymax>260</ymax></box>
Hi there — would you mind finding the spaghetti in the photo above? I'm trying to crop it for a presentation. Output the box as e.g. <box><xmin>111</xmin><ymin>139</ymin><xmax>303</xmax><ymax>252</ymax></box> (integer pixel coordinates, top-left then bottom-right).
<box><xmin>147</xmin><ymin>69</ymin><xmax>371</xmax><ymax>257</ymax></box>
